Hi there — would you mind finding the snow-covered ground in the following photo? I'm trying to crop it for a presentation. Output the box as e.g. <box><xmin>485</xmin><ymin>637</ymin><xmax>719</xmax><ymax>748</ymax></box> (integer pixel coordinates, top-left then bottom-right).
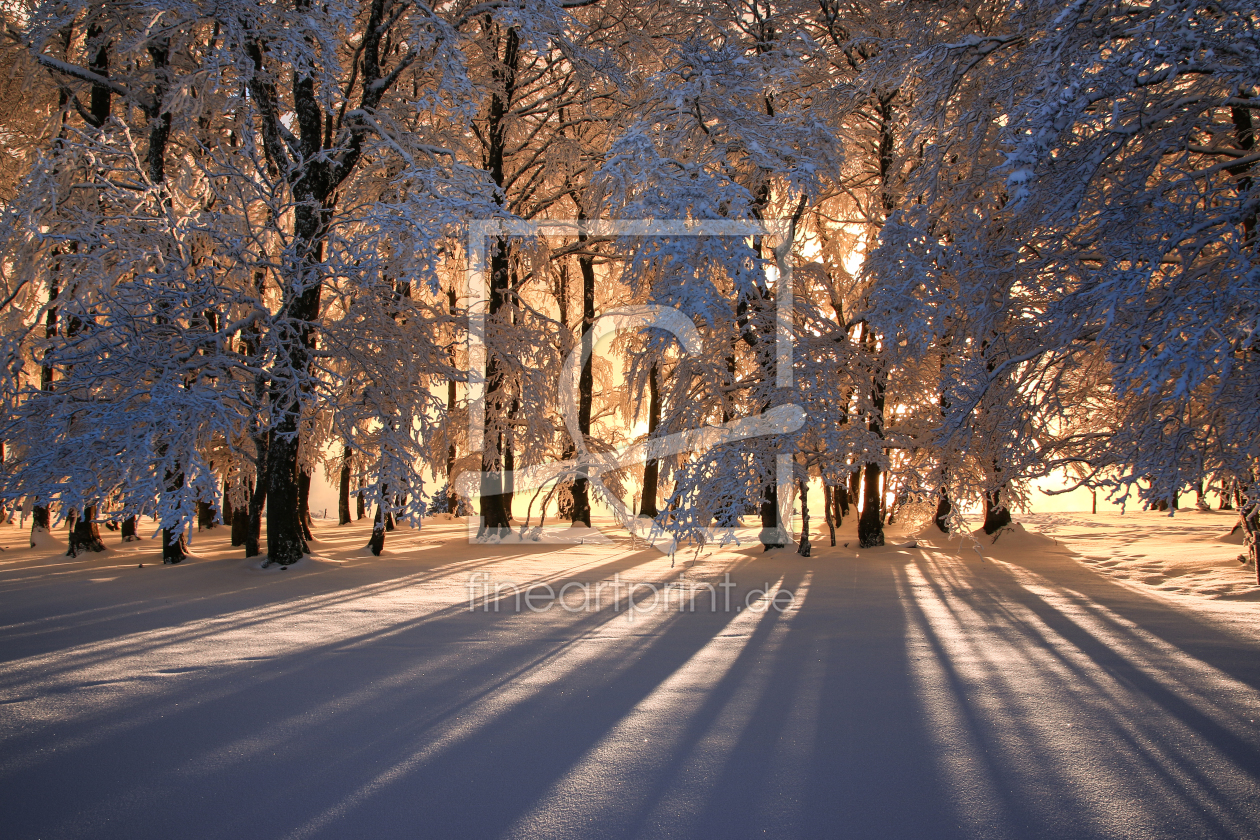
<box><xmin>0</xmin><ymin>513</ymin><xmax>1257</xmax><ymax>839</ymax></box>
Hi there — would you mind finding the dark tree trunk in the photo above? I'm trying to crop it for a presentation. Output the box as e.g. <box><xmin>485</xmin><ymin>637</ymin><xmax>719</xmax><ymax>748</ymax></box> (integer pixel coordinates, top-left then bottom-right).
<box><xmin>367</xmin><ymin>505</ymin><xmax>386</xmax><ymax>556</ymax></box>
<box><xmin>833</xmin><ymin>480</ymin><xmax>845</xmax><ymax>530</ymax></box>
<box><xmin>848</xmin><ymin>468</ymin><xmax>860</xmax><ymax>510</ymax></box>
<box><xmin>569</xmin><ymin>219</ymin><xmax>596</xmax><ymax>528</ymax></box>
<box><xmin>982</xmin><ymin>489</ymin><xmax>1013</xmax><ymax>534</ymax></box>
<box><xmin>477</xmin><ymin>26</ymin><xmax>519</xmax><ymax>538</ymax></box>
<box><xmin>338</xmin><ymin>445</ymin><xmax>352</xmax><ymax>524</ymax></box>
<box><xmin>934</xmin><ymin>486</ymin><xmax>952</xmax><ymax>533</ymax></box>
<box><xmin>447</xmin><ymin>285</ymin><xmax>459</xmax><ymax>514</ymax></box>
<box><xmin>222</xmin><ymin>481</ymin><xmax>234</xmax><ymax>532</ymax></box>
<box><xmin>266</xmin><ymin>430</ymin><xmax>306</xmax><ymax>564</ymax></box>
<box><xmin>86</xmin><ymin>24</ymin><xmax>111</xmax><ymax>128</ymax></box>
<box><xmin>858</xmin><ymin>462</ymin><xmax>885</xmax><ymax>548</ymax></box>
<box><xmin>30</xmin><ymin>504</ymin><xmax>51</xmax><ymax>547</ymax></box>
<box><xmin>357</xmin><ymin>479</ymin><xmax>366</xmax><ymax>520</ymax></box>
<box><xmin>824</xmin><ymin>484</ymin><xmax>836</xmax><ymax>546</ymax></box>
<box><xmin>66</xmin><ymin>505</ymin><xmax>106</xmax><ymax>556</ymax></box>
<box><xmin>197</xmin><ymin>500</ymin><xmax>216</xmax><ymax>530</ymax></box>
<box><xmin>121</xmin><ymin>515</ymin><xmax>137</xmax><ymax>541</ymax></box>
<box><xmin>1231</xmin><ymin>101</ymin><xmax>1256</xmax><ymax>248</ymax></box>
<box><xmin>760</xmin><ymin>484</ymin><xmax>786</xmax><ymax>550</ymax></box>
<box><xmin>298</xmin><ymin>468</ymin><xmax>314</xmax><ymax>541</ymax></box>
<box><xmin>639</xmin><ymin>363</ymin><xmax>661</xmax><ymax>518</ymax></box>
<box><xmin>246</xmin><ymin>12</ymin><xmax>388</xmax><ymax>565</ymax></box>
<box><xmin>246</xmin><ymin>467</ymin><xmax>267</xmax><ymax>559</ymax></box>
<box><xmin>858</xmin><ymin>322</ymin><xmax>887</xmax><ymax>549</ymax></box>
<box><xmin>162</xmin><ymin>527</ymin><xmax>187</xmax><ymax>564</ymax></box>
<box><xmin>503</xmin><ymin>429</ymin><xmax>516</xmax><ymax>520</ymax></box>
<box><xmin>231</xmin><ymin>503</ymin><xmax>248</xmax><ymax>548</ymax></box>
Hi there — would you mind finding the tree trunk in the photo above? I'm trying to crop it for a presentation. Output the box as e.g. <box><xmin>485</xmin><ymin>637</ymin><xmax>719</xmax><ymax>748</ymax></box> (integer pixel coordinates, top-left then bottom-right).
<box><xmin>797</xmin><ymin>480</ymin><xmax>811</xmax><ymax>556</ymax></box>
<box><xmin>30</xmin><ymin>504</ymin><xmax>50</xmax><ymax>546</ymax></box>
<box><xmin>639</xmin><ymin>363</ymin><xmax>661</xmax><ymax>518</ymax></box>
<box><xmin>760</xmin><ymin>484</ymin><xmax>786</xmax><ymax>550</ymax></box>
<box><xmin>222</xmin><ymin>480</ymin><xmax>234</xmax><ymax>532</ymax></box>
<box><xmin>367</xmin><ymin>504</ymin><xmax>386</xmax><ymax>556</ymax></box>
<box><xmin>858</xmin><ymin>462</ymin><xmax>884</xmax><ymax>548</ymax></box>
<box><xmin>246</xmin><ymin>468</ymin><xmax>267</xmax><ymax>559</ymax></box>
<box><xmin>983</xmin><ymin>489</ymin><xmax>1012</xmax><ymax>534</ymax></box>
<box><xmin>266</xmin><ymin>427</ymin><xmax>306</xmax><ymax>564</ymax></box>
<box><xmin>338</xmin><ymin>445</ymin><xmax>352</xmax><ymax>524</ymax></box>
<box><xmin>66</xmin><ymin>505</ymin><xmax>106</xmax><ymax>556</ymax></box>
<box><xmin>447</xmin><ymin>286</ymin><xmax>460</xmax><ymax>513</ymax></box>
<box><xmin>197</xmin><ymin>500</ymin><xmax>216</xmax><ymax>530</ymax></box>
<box><xmin>848</xmin><ymin>468</ymin><xmax>860</xmax><ymax>511</ymax></box>
<box><xmin>231</xmin><ymin>503</ymin><xmax>248</xmax><ymax>547</ymax></box>
<box><xmin>569</xmin><ymin>219</ymin><xmax>596</xmax><ymax>527</ymax></box>
<box><xmin>824</xmin><ymin>484</ymin><xmax>836</xmax><ymax>546</ymax></box>
<box><xmin>298</xmin><ymin>468</ymin><xmax>314</xmax><ymax>540</ymax></box>
<box><xmin>858</xmin><ymin>323</ymin><xmax>887</xmax><ymax>549</ymax></box>
<box><xmin>121</xmin><ymin>515</ymin><xmax>137</xmax><ymax>541</ymax></box>
<box><xmin>833</xmin><ymin>480</ymin><xmax>845</xmax><ymax>530</ymax></box>
<box><xmin>477</xmin><ymin>27</ymin><xmax>519</xmax><ymax>538</ymax></box>
<box><xmin>162</xmin><ymin>527</ymin><xmax>187</xmax><ymax>564</ymax></box>
<box><xmin>934</xmin><ymin>486</ymin><xmax>952</xmax><ymax>533</ymax></box>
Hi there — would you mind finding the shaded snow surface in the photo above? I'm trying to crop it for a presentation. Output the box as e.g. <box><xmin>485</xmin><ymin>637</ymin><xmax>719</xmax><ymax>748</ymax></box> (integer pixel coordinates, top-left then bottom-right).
<box><xmin>1</xmin><ymin>514</ymin><xmax>1258</xmax><ymax>839</ymax></box>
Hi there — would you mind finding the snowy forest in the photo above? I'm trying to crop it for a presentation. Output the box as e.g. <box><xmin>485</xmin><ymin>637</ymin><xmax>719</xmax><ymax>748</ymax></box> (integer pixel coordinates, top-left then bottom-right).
<box><xmin>0</xmin><ymin>0</ymin><xmax>1257</xmax><ymax>570</ymax></box>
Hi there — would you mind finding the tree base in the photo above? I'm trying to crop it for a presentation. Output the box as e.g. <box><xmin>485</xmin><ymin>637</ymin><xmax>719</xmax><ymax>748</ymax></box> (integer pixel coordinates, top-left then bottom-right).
<box><xmin>759</xmin><ymin>527</ymin><xmax>788</xmax><ymax>550</ymax></box>
<box><xmin>162</xmin><ymin>528</ymin><xmax>187</xmax><ymax>564</ymax></box>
